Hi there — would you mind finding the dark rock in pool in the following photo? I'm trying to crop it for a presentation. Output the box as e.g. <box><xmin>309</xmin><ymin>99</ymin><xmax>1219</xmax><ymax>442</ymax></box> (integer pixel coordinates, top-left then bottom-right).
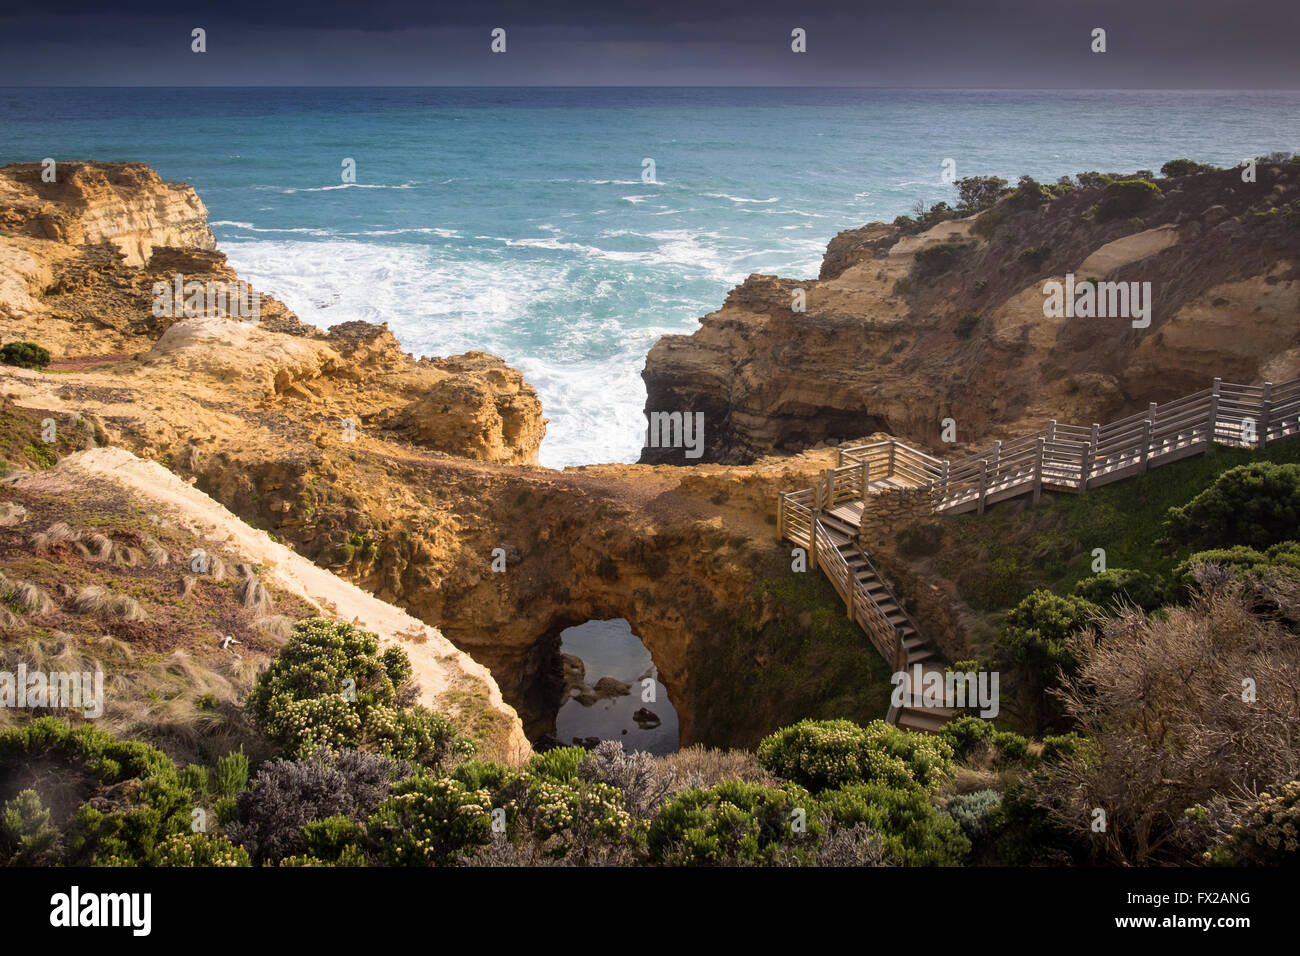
<box><xmin>633</xmin><ymin>707</ymin><xmax>661</xmax><ymax>728</ymax></box>
<box><xmin>592</xmin><ymin>676</ymin><xmax>632</xmax><ymax>699</ymax></box>
<box><xmin>571</xmin><ymin>736</ymin><xmax>602</xmax><ymax>750</ymax></box>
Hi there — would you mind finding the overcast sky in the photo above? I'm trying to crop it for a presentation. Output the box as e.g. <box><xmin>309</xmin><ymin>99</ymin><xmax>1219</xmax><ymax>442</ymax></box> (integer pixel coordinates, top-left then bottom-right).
<box><xmin>0</xmin><ymin>0</ymin><xmax>1296</xmax><ymax>87</ymax></box>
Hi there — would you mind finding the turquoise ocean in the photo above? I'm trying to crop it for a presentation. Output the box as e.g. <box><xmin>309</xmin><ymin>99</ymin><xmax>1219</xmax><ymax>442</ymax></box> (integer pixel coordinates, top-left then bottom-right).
<box><xmin>2</xmin><ymin>87</ymin><xmax>1297</xmax><ymax>466</ymax></box>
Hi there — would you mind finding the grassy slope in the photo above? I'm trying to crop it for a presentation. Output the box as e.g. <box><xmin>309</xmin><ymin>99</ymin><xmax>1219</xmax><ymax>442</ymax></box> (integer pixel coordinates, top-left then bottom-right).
<box><xmin>931</xmin><ymin>441</ymin><xmax>1300</xmax><ymax>650</ymax></box>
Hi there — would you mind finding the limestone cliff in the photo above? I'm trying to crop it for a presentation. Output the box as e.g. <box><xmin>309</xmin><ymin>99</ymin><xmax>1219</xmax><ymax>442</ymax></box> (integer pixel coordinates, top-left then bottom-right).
<box><xmin>641</xmin><ymin>161</ymin><xmax>1300</xmax><ymax>463</ymax></box>
<box><xmin>2</xmin><ymin>160</ymin><xmax>882</xmax><ymax>751</ymax></box>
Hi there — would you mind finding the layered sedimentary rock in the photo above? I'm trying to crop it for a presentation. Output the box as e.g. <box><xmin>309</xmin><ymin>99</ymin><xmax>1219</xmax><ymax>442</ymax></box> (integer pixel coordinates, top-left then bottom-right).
<box><xmin>0</xmin><ymin>160</ymin><xmax>859</xmax><ymax>751</ymax></box>
<box><xmin>641</xmin><ymin>163</ymin><xmax>1300</xmax><ymax>463</ymax></box>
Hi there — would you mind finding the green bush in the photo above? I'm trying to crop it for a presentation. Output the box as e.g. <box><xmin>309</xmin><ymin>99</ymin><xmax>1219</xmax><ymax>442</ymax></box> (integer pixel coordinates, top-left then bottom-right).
<box><xmin>913</xmin><ymin>241</ymin><xmax>967</xmax><ymax>279</ymax></box>
<box><xmin>815</xmin><ymin>782</ymin><xmax>970</xmax><ymax>866</ymax></box>
<box><xmin>995</xmin><ymin>590</ymin><xmax>1100</xmax><ymax>731</ymax></box>
<box><xmin>647</xmin><ymin>781</ymin><xmax>818</xmax><ymax>866</ymax></box>
<box><xmin>1094</xmin><ymin>179</ymin><xmax>1161</xmax><ymax>222</ymax></box>
<box><xmin>1160</xmin><ymin>158</ymin><xmax>1219</xmax><ymax>178</ymax></box>
<box><xmin>1071</xmin><ymin>568</ymin><xmax>1166</xmax><ymax>613</ymax></box>
<box><xmin>990</xmin><ymin>731</ymin><xmax>1031</xmax><ymax>768</ymax></box>
<box><xmin>152</xmin><ymin>832</ymin><xmax>251</xmax><ymax>867</ymax></box>
<box><xmin>525</xmin><ymin>746</ymin><xmax>586</xmax><ymax>783</ymax></box>
<box><xmin>1173</xmin><ymin>541</ymin><xmax>1300</xmax><ymax>591</ymax></box>
<box><xmin>944</xmin><ymin>789</ymin><xmax>1002</xmax><ymax>839</ymax></box>
<box><xmin>1165</xmin><ymin>462</ymin><xmax>1300</xmax><ymax>551</ymax></box>
<box><xmin>1219</xmin><ymin>780</ymin><xmax>1300</xmax><ymax>864</ymax></box>
<box><xmin>0</xmin><ymin>789</ymin><xmax>60</xmax><ymax>865</ymax></box>
<box><xmin>954</xmin><ymin>176</ymin><xmax>1010</xmax><ymax>213</ymax></box>
<box><xmin>246</xmin><ymin>618</ymin><xmax>473</xmax><ymax>767</ymax></box>
<box><xmin>757</xmin><ymin>719</ymin><xmax>954</xmax><ymax>793</ymax></box>
<box><xmin>954</xmin><ymin>314</ymin><xmax>981</xmax><ymax>339</ymax></box>
<box><xmin>1039</xmin><ymin>733</ymin><xmax>1088</xmax><ymax>765</ymax></box>
<box><xmin>1017</xmin><ymin>244</ymin><xmax>1052</xmax><ymax>268</ymax></box>
<box><xmin>0</xmin><ymin>341</ymin><xmax>51</xmax><ymax>370</ymax></box>
<box><xmin>939</xmin><ymin>715</ymin><xmax>995</xmax><ymax>761</ymax></box>
<box><xmin>368</xmin><ymin>776</ymin><xmax>495</xmax><ymax>866</ymax></box>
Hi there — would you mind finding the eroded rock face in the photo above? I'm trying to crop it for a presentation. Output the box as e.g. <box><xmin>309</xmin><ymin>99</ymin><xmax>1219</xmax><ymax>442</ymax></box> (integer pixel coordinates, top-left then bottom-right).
<box><xmin>641</xmin><ymin>163</ymin><xmax>1300</xmax><ymax>463</ymax></box>
<box><xmin>402</xmin><ymin>352</ymin><xmax>546</xmax><ymax>465</ymax></box>
<box><xmin>0</xmin><ymin>162</ymin><xmax>215</xmax><ymax>267</ymax></box>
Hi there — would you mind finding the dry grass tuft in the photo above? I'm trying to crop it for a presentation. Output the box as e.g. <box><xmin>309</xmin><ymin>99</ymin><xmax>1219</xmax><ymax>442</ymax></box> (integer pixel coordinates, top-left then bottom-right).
<box><xmin>249</xmin><ymin>615</ymin><xmax>295</xmax><ymax>642</ymax></box>
<box><xmin>235</xmin><ymin>575</ymin><xmax>273</xmax><ymax>615</ymax></box>
<box><xmin>70</xmin><ymin>585</ymin><xmax>147</xmax><ymax>621</ymax></box>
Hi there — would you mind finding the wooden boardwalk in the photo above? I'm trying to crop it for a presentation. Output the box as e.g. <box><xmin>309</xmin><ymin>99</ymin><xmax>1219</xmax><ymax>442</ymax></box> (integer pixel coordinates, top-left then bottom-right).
<box><xmin>778</xmin><ymin>375</ymin><xmax>1300</xmax><ymax>733</ymax></box>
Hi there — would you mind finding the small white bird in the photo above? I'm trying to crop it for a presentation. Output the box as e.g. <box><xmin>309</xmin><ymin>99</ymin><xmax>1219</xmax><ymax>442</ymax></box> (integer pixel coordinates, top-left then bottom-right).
<box><xmin>219</xmin><ymin>634</ymin><xmax>242</xmax><ymax>651</ymax></box>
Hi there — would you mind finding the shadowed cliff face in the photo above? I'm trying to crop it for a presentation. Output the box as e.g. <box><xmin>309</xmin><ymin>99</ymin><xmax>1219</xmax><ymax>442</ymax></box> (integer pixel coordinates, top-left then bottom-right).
<box><xmin>640</xmin><ymin>162</ymin><xmax>1300</xmax><ymax>464</ymax></box>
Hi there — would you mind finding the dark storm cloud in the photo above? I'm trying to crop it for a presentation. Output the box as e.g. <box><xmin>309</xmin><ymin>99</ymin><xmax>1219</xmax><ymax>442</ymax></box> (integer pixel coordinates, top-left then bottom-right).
<box><xmin>0</xmin><ymin>0</ymin><xmax>1296</xmax><ymax>87</ymax></box>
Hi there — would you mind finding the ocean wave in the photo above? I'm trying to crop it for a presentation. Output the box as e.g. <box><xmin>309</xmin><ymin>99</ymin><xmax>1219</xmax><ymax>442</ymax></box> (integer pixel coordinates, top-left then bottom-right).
<box><xmin>702</xmin><ymin>192</ymin><xmax>780</xmax><ymax>204</ymax></box>
<box><xmin>280</xmin><ymin>182</ymin><xmax>419</xmax><ymax>194</ymax></box>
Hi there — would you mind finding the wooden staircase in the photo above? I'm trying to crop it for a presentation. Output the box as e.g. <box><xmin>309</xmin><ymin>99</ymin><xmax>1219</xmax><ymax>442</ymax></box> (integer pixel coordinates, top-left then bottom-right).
<box><xmin>777</xmin><ymin>374</ymin><xmax>1300</xmax><ymax>735</ymax></box>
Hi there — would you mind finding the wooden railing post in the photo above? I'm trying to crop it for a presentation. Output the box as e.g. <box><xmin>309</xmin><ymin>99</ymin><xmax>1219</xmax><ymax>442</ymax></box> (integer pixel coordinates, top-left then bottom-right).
<box><xmin>776</xmin><ymin>493</ymin><xmax>785</xmax><ymax>541</ymax></box>
<box><xmin>992</xmin><ymin>440</ymin><xmax>1001</xmax><ymax>477</ymax></box>
<box><xmin>1083</xmin><ymin>423</ymin><xmax>1099</xmax><ymax>490</ymax></box>
<box><xmin>824</xmin><ymin>467</ymin><xmax>836</xmax><ymax>508</ymax></box>
<box><xmin>1047</xmin><ymin>419</ymin><xmax>1057</xmax><ymax>443</ymax></box>
<box><xmin>978</xmin><ymin>458</ymin><xmax>988</xmax><ymax>515</ymax></box>
<box><xmin>809</xmin><ymin>514</ymin><xmax>818</xmax><ymax>570</ymax></box>
<box><xmin>940</xmin><ymin>460</ymin><xmax>950</xmax><ymax>508</ymax></box>
<box><xmin>1261</xmin><ymin>382</ymin><xmax>1273</xmax><ymax>447</ymax></box>
<box><xmin>860</xmin><ymin>460</ymin><xmax>869</xmax><ymax>500</ymax></box>
<box><xmin>1139</xmin><ymin>418</ymin><xmax>1152</xmax><ymax>470</ymax></box>
<box><xmin>1148</xmin><ymin>402</ymin><xmax>1158</xmax><ymax>453</ymax></box>
<box><xmin>836</xmin><ymin>447</ymin><xmax>843</xmax><ymax>467</ymax></box>
<box><xmin>1209</xmin><ymin>377</ymin><xmax>1222</xmax><ymax>444</ymax></box>
<box><xmin>888</xmin><ymin>442</ymin><xmax>896</xmax><ymax>479</ymax></box>
<box><xmin>1033</xmin><ymin>437</ymin><xmax>1044</xmax><ymax>503</ymax></box>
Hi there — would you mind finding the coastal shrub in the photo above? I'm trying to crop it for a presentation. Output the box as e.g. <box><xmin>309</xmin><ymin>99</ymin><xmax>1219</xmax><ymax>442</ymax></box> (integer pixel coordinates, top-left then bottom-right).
<box><xmin>1075</xmin><ymin>171</ymin><xmax>1118</xmax><ymax>189</ymax></box>
<box><xmin>939</xmin><ymin>715</ymin><xmax>995</xmax><ymax>761</ymax></box>
<box><xmin>0</xmin><ymin>789</ymin><xmax>61</xmax><ymax>865</ymax></box>
<box><xmin>368</xmin><ymin>775</ymin><xmax>495</xmax><ymax>866</ymax></box>
<box><xmin>990</xmin><ymin>731</ymin><xmax>1032</xmax><ymax>768</ymax></box>
<box><xmin>579</xmin><ymin>740</ymin><xmax>676</xmax><ymax>818</ymax></box>
<box><xmin>1071</xmin><ymin>567</ymin><xmax>1166</xmax><ymax>613</ymax></box>
<box><xmin>987</xmin><ymin>780</ymin><xmax>1085</xmax><ymax>866</ymax></box>
<box><xmin>1017</xmin><ymin>244</ymin><xmax>1052</xmax><ymax>268</ymax></box>
<box><xmin>757</xmin><ymin>718</ymin><xmax>954</xmax><ymax>793</ymax></box>
<box><xmin>1219</xmin><ymin>780</ymin><xmax>1300</xmax><ymax>864</ymax></box>
<box><xmin>0</xmin><ymin>341</ymin><xmax>51</xmax><ymax>370</ymax></box>
<box><xmin>246</xmin><ymin>618</ymin><xmax>473</xmax><ymax>767</ymax></box>
<box><xmin>297</xmin><ymin>815</ymin><xmax>366</xmax><ymax>866</ymax></box>
<box><xmin>1007</xmin><ymin>176</ymin><xmax>1053</xmax><ymax>212</ymax></box>
<box><xmin>815</xmin><ymin>781</ymin><xmax>970</xmax><ymax>866</ymax></box>
<box><xmin>1094</xmin><ymin>179</ymin><xmax>1161</xmax><ymax>222</ymax></box>
<box><xmin>1174</xmin><ymin>541</ymin><xmax>1300</xmax><ymax>593</ymax></box>
<box><xmin>1160</xmin><ymin>158</ymin><xmax>1219</xmax><ymax>178</ymax></box>
<box><xmin>955</xmin><ymin>175</ymin><xmax>1010</xmax><ymax>213</ymax></box>
<box><xmin>944</xmin><ymin>789</ymin><xmax>1002</xmax><ymax>839</ymax></box>
<box><xmin>0</xmin><ymin>716</ymin><xmax>176</xmax><ymax>792</ymax></box>
<box><xmin>67</xmin><ymin>774</ymin><xmax>198</xmax><ymax>865</ymax></box>
<box><xmin>912</xmin><ymin>241</ymin><xmax>967</xmax><ymax>279</ymax></box>
<box><xmin>227</xmin><ymin>748</ymin><xmax>410</xmax><ymax>865</ymax></box>
<box><xmin>517</xmin><ymin>775</ymin><xmax>632</xmax><ymax>854</ymax></box>
<box><xmin>526</xmin><ymin>746</ymin><xmax>586</xmax><ymax>783</ymax></box>
<box><xmin>647</xmin><ymin>780</ymin><xmax>819</xmax><ymax>866</ymax></box>
<box><xmin>1039</xmin><ymin>732</ymin><xmax>1088</xmax><ymax>765</ymax></box>
<box><xmin>152</xmin><ymin>832</ymin><xmax>250</xmax><ymax>867</ymax></box>
<box><xmin>995</xmin><ymin>590</ymin><xmax>1100</xmax><ymax>732</ymax></box>
<box><xmin>954</xmin><ymin>313</ymin><xmax>981</xmax><ymax>339</ymax></box>
<box><xmin>1164</xmin><ymin>462</ymin><xmax>1300</xmax><ymax>551</ymax></box>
